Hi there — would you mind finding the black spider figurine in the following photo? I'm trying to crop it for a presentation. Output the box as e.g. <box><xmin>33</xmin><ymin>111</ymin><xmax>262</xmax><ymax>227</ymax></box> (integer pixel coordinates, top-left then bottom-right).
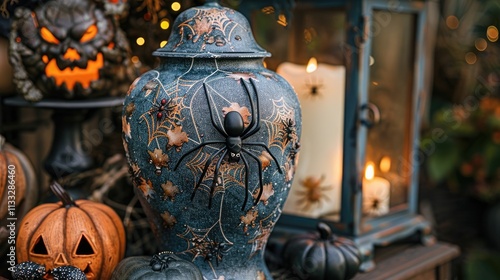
<box><xmin>150</xmin><ymin>251</ymin><xmax>176</xmax><ymax>271</ymax></box>
<box><xmin>174</xmin><ymin>78</ymin><xmax>282</xmax><ymax>210</ymax></box>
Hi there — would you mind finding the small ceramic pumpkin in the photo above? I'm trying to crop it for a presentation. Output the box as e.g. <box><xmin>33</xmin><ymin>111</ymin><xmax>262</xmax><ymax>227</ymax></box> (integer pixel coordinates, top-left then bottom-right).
<box><xmin>11</xmin><ymin>261</ymin><xmax>46</xmax><ymax>280</ymax></box>
<box><xmin>16</xmin><ymin>182</ymin><xmax>125</xmax><ymax>280</ymax></box>
<box><xmin>111</xmin><ymin>251</ymin><xmax>203</xmax><ymax>280</ymax></box>
<box><xmin>282</xmin><ymin>222</ymin><xmax>362</xmax><ymax>280</ymax></box>
<box><xmin>0</xmin><ymin>135</ymin><xmax>38</xmax><ymax>253</ymax></box>
<box><xmin>9</xmin><ymin>0</ymin><xmax>134</xmax><ymax>101</ymax></box>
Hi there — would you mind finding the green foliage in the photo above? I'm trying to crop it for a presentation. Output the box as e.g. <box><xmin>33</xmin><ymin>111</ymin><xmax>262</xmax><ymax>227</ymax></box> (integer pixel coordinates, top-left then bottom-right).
<box><xmin>423</xmin><ymin>97</ymin><xmax>500</xmax><ymax>202</ymax></box>
<box><xmin>465</xmin><ymin>249</ymin><xmax>500</xmax><ymax>280</ymax></box>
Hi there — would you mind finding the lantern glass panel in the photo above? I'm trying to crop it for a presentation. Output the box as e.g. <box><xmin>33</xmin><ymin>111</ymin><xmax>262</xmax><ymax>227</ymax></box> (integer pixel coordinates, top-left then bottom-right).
<box><xmin>362</xmin><ymin>11</ymin><xmax>417</xmax><ymax>218</ymax></box>
<box><xmin>250</xmin><ymin>7</ymin><xmax>346</xmax><ymax>221</ymax></box>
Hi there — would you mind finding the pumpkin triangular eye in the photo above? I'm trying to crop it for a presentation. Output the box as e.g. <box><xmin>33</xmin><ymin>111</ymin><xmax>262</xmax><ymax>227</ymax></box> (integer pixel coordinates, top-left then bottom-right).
<box><xmin>80</xmin><ymin>24</ymin><xmax>97</xmax><ymax>43</ymax></box>
<box><xmin>75</xmin><ymin>234</ymin><xmax>95</xmax><ymax>255</ymax></box>
<box><xmin>31</xmin><ymin>235</ymin><xmax>49</xmax><ymax>255</ymax></box>
<box><xmin>40</xmin><ymin>27</ymin><xmax>59</xmax><ymax>44</ymax></box>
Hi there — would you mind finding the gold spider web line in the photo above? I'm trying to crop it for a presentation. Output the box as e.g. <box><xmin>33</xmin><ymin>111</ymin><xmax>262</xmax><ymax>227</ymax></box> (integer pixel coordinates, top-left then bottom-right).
<box><xmin>263</xmin><ymin>97</ymin><xmax>295</xmax><ymax>153</ymax></box>
<box><xmin>248</xmin><ymin>205</ymin><xmax>282</xmax><ymax>258</ymax></box>
<box><xmin>199</xmin><ymin>8</ymin><xmax>233</xmax><ymax>37</ymax></box>
<box><xmin>177</xmin><ymin>223</ymin><xmax>218</xmax><ymax>258</ymax></box>
<box><xmin>140</xmin><ymin>80</ymin><xmax>187</xmax><ymax>145</ymax></box>
<box><xmin>177</xmin><ymin>221</ymin><xmax>233</xmax><ymax>260</ymax></box>
<box><xmin>185</xmin><ymin>148</ymin><xmax>246</xmax><ymax>194</ymax></box>
<box><xmin>185</xmin><ymin>148</ymin><xmax>216</xmax><ymax>178</ymax></box>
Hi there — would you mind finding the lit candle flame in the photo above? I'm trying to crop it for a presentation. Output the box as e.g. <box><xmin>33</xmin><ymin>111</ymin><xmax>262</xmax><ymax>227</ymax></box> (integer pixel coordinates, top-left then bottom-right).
<box><xmin>380</xmin><ymin>156</ymin><xmax>391</xmax><ymax>173</ymax></box>
<box><xmin>365</xmin><ymin>162</ymin><xmax>375</xmax><ymax>180</ymax></box>
<box><xmin>306</xmin><ymin>57</ymin><xmax>318</xmax><ymax>73</ymax></box>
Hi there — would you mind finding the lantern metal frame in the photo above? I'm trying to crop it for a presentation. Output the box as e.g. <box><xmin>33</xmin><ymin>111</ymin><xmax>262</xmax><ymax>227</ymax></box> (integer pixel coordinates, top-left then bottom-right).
<box><xmin>240</xmin><ymin>0</ymin><xmax>437</xmax><ymax>271</ymax></box>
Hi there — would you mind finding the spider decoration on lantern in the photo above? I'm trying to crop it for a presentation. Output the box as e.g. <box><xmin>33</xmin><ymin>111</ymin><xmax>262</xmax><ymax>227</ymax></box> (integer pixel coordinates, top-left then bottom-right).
<box><xmin>297</xmin><ymin>175</ymin><xmax>331</xmax><ymax>211</ymax></box>
<box><xmin>174</xmin><ymin>78</ymin><xmax>282</xmax><ymax>210</ymax></box>
<box><xmin>304</xmin><ymin>77</ymin><xmax>324</xmax><ymax>98</ymax></box>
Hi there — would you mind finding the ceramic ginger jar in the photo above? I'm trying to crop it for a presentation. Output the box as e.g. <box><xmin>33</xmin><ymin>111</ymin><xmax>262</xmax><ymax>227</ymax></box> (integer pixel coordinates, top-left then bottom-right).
<box><xmin>122</xmin><ymin>2</ymin><xmax>301</xmax><ymax>279</ymax></box>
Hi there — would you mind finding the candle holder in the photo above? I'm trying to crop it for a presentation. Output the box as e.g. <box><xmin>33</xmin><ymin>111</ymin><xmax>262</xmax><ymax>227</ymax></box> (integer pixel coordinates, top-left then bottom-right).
<box><xmin>3</xmin><ymin>96</ymin><xmax>124</xmax><ymax>179</ymax></box>
<box><xmin>241</xmin><ymin>0</ymin><xmax>438</xmax><ymax>271</ymax></box>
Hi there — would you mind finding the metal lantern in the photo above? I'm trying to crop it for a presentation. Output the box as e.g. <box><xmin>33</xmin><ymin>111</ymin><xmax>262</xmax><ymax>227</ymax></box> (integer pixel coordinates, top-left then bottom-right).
<box><xmin>240</xmin><ymin>0</ymin><xmax>438</xmax><ymax>271</ymax></box>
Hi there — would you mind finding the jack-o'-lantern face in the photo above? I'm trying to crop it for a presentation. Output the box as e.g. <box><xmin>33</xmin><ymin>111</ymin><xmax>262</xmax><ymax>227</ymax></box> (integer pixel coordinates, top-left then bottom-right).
<box><xmin>29</xmin><ymin>232</ymin><xmax>99</xmax><ymax>279</ymax></box>
<box><xmin>9</xmin><ymin>0</ymin><xmax>133</xmax><ymax>101</ymax></box>
<box><xmin>17</xmin><ymin>197</ymin><xmax>126</xmax><ymax>279</ymax></box>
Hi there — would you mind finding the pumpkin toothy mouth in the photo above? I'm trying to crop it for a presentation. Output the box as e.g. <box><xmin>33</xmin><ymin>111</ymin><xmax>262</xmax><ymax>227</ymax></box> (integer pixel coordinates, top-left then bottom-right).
<box><xmin>42</xmin><ymin>53</ymin><xmax>104</xmax><ymax>90</ymax></box>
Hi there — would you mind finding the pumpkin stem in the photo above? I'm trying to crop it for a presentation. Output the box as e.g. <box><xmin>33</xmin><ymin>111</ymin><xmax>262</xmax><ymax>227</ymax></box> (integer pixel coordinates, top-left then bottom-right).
<box><xmin>0</xmin><ymin>135</ymin><xmax>5</xmax><ymax>150</ymax></box>
<box><xmin>50</xmin><ymin>181</ymin><xmax>77</xmax><ymax>207</ymax></box>
<box><xmin>317</xmin><ymin>222</ymin><xmax>333</xmax><ymax>240</ymax></box>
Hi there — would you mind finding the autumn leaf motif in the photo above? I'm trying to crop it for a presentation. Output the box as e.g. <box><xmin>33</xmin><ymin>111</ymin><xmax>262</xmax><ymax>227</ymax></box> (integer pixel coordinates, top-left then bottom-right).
<box><xmin>125</xmin><ymin>102</ymin><xmax>135</xmax><ymax>117</ymax></box>
<box><xmin>191</xmin><ymin>17</ymin><xmax>212</xmax><ymax>43</ymax></box>
<box><xmin>256</xmin><ymin>271</ymin><xmax>266</xmax><ymax>280</ymax></box>
<box><xmin>137</xmin><ymin>177</ymin><xmax>154</xmax><ymax>200</ymax></box>
<box><xmin>284</xmin><ymin>162</ymin><xmax>294</xmax><ymax>183</ymax></box>
<box><xmin>240</xmin><ymin>209</ymin><xmax>258</xmax><ymax>233</ymax></box>
<box><xmin>253</xmin><ymin>183</ymin><xmax>274</xmax><ymax>206</ymax></box>
<box><xmin>167</xmin><ymin>125</ymin><xmax>189</xmax><ymax>151</ymax></box>
<box><xmin>122</xmin><ymin>116</ymin><xmax>131</xmax><ymax>139</ymax></box>
<box><xmin>226</xmin><ymin>72</ymin><xmax>256</xmax><ymax>82</ymax></box>
<box><xmin>260</xmin><ymin>71</ymin><xmax>277</xmax><ymax>81</ymax></box>
<box><xmin>122</xmin><ymin>138</ymin><xmax>129</xmax><ymax>157</ymax></box>
<box><xmin>142</xmin><ymin>80</ymin><xmax>159</xmax><ymax>97</ymax></box>
<box><xmin>222</xmin><ymin>103</ymin><xmax>251</xmax><ymax>127</ymax></box>
<box><xmin>148</xmin><ymin>148</ymin><xmax>169</xmax><ymax>175</ymax></box>
<box><xmin>161</xmin><ymin>211</ymin><xmax>177</xmax><ymax>228</ymax></box>
<box><xmin>162</xmin><ymin>181</ymin><xmax>179</xmax><ymax>201</ymax></box>
<box><xmin>258</xmin><ymin>151</ymin><xmax>272</xmax><ymax>170</ymax></box>
<box><xmin>129</xmin><ymin>162</ymin><xmax>141</xmax><ymax>181</ymax></box>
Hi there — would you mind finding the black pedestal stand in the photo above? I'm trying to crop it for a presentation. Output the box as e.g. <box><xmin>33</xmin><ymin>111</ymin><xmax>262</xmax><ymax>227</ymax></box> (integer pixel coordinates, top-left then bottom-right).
<box><xmin>4</xmin><ymin>96</ymin><xmax>124</xmax><ymax>179</ymax></box>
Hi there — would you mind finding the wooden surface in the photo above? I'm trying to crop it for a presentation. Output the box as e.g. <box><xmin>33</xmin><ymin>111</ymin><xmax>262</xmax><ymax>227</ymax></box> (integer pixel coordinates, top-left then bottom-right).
<box><xmin>353</xmin><ymin>242</ymin><xmax>460</xmax><ymax>280</ymax></box>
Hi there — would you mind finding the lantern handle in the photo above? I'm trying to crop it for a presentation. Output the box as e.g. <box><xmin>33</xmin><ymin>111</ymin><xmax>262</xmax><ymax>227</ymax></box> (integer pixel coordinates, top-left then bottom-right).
<box><xmin>360</xmin><ymin>102</ymin><xmax>381</xmax><ymax>128</ymax></box>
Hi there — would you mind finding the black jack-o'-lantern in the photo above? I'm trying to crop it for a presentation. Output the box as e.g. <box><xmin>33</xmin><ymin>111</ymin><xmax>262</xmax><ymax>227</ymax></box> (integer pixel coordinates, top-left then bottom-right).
<box><xmin>9</xmin><ymin>0</ymin><xmax>135</xmax><ymax>102</ymax></box>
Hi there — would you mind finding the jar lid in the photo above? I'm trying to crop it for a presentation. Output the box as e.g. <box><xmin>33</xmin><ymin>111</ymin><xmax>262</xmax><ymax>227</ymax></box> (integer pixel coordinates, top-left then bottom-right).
<box><xmin>153</xmin><ymin>1</ymin><xmax>270</xmax><ymax>58</ymax></box>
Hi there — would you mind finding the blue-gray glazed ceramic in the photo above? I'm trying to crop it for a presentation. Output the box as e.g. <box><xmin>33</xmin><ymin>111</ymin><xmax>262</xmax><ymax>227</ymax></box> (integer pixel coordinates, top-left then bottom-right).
<box><xmin>122</xmin><ymin>3</ymin><xmax>301</xmax><ymax>279</ymax></box>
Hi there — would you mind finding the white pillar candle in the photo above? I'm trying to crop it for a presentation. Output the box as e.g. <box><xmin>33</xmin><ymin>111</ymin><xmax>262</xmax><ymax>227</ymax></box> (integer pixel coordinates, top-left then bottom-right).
<box><xmin>277</xmin><ymin>58</ymin><xmax>345</xmax><ymax>219</ymax></box>
<box><xmin>362</xmin><ymin>163</ymin><xmax>390</xmax><ymax>216</ymax></box>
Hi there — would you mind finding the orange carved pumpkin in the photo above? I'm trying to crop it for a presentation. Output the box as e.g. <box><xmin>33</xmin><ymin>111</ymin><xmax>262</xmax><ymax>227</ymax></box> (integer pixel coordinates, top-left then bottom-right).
<box><xmin>16</xmin><ymin>182</ymin><xmax>126</xmax><ymax>279</ymax></box>
<box><xmin>9</xmin><ymin>0</ymin><xmax>134</xmax><ymax>101</ymax></box>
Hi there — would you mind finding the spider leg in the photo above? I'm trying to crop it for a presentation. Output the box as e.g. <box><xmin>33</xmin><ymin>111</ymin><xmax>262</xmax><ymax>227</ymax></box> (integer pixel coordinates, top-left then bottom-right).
<box><xmin>241</xmin><ymin>78</ymin><xmax>261</xmax><ymax>138</ymax></box>
<box><xmin>242</xmin><ymin>142</ymin><xmax>282</xmax><ymax>173</ymax></box>
<box><xmin>209</xmin><ymin>149</ymin><xmax>228</xmax><ymax>209</ymax></box>
<box><xmin>203</xmin><ymin>83</ymin><xmax>227</xmax><ymax>137</ymax></box>
<box><xmin>241</xmin><ymin>149</ymin><xmax>264</xmax><ymax>206</ymax></box>
<box><xmin>191</xmin><ymin>147</ymin><xmax>226</xmax><ymax>201</ymax></box>
<box><xmin>174</xmin><ymin>140</ymin><xmax>224</xmax><ymax>170</ymax></box>
<box><xmin>240</xmin><ymin>153</ymin><xmax>250</xmax><ymax>211</ymax></box>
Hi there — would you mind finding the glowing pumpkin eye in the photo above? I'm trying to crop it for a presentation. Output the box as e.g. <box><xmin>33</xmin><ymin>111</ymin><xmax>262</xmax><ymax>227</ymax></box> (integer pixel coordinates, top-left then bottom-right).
<box><xmin>40</xmin><ymin>27</ymin><xmax>59</xmax><ymax>44</ymax></box>
<box><xmin>80</xmin><ymin>25</ymin><xmax>98</xmax><ymax>43</ymax></box>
